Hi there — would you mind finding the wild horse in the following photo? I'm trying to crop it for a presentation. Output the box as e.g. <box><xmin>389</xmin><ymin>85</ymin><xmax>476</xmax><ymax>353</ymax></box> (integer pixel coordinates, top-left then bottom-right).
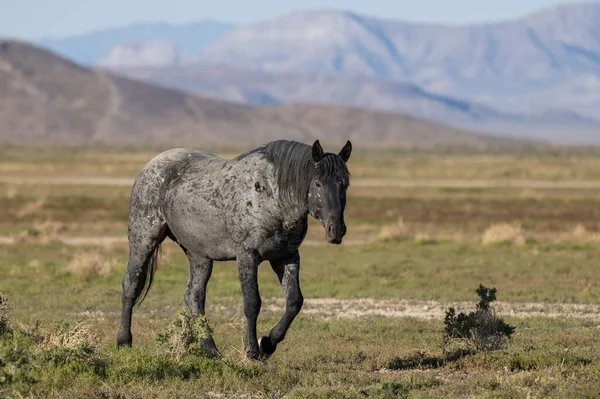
<box><xmin>117</xmin><ymin>139</ymin><xmax>352</xmax><ymax>360</ymax></box>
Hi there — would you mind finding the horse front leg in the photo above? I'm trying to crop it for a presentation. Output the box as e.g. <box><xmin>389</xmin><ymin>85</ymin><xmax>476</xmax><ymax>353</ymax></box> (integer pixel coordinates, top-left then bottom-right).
<box><xmin>237</xmin><ymin>249</ymin><xmax>262</xmax><ymax>359</ymax></box>
<box><xmin>259</xmin><ymin>251</ymin><xmax>303</xmax><ymax>358</ymax></box>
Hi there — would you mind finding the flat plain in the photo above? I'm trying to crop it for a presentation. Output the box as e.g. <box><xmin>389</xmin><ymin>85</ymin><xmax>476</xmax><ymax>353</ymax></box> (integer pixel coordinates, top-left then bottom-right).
<box><xmin>1</xmin><ymin>145</ymin><xmax>600</xmax><ymax>398</ymax></box>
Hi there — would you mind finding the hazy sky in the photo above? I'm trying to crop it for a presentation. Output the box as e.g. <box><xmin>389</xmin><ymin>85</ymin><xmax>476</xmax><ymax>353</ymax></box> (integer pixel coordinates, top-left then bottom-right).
<box><xmin>0</xmin><ymin>0</ymin><xmax>591</xmax><ymax>39</ymax></box>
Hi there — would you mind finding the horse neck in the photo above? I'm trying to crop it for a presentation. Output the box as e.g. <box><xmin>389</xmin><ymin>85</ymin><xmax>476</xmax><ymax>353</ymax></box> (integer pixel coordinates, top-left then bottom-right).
<box><xmin>269</xmin><ymin>153</ymin><xmax>313</xmax><ymax>220</ymax></box>
<box><xmin>278</xmin><ymin>193</ymin><xmax>309</xmax><ymax>222</ymax></box>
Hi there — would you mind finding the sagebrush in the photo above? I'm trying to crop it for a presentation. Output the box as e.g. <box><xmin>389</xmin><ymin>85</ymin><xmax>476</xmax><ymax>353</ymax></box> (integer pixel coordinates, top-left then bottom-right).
<box><xmin>155</xmin><ymin>310</ymin><xmax>215</xmax><ymax>362</ymax></box>
<box><xmin>0</xmin><ymin>292</ymin><xmax>10</xmax><ymax>336</ymax></box>
<box><xmin>0</xmin><ymin>299</ymin><xmax>106</xmax><ymax>395</ymax></box>
<box><xmin>443</xmin><ymin>285</ymin><xmax>516</xmax><ymax>352</ymax></box>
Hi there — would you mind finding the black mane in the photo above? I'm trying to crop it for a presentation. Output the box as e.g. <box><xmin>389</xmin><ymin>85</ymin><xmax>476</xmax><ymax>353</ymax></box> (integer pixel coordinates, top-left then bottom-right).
<box><xmin>253</xmin><ymin>140</ymin><xmax>350</xmax><ymax>206</ymax></box>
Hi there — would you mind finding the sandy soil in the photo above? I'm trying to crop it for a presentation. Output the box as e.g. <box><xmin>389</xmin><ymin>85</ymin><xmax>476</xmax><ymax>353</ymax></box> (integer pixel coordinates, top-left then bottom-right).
<box><xmin>261</xmin><ymin>297</ymin><xmax>600</xmax><ymax>321</ymax></box>
<box><xmin>75</xmin><ymin>297</ymin><xmax>600</xmax><ymax>322</ymax></box>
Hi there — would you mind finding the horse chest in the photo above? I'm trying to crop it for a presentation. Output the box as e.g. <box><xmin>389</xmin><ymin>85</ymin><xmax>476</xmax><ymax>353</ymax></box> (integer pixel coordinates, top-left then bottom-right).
<box><xmin>254</xmin><ymin>218</ymin><xmax>308</xmax><ymax>259</ymax></box>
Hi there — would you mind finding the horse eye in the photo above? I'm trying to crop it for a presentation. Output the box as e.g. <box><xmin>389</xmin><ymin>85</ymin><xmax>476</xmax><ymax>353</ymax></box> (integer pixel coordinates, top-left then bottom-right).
<box><xmin>315</xmin><ymin>182</ymin><xmax>321</xmax><ymax>188</ymax></box>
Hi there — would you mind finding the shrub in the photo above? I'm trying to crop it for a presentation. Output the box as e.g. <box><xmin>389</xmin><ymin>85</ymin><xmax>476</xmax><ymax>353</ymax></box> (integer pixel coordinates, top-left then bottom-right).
<box><xmin>377</xmin><ymin>217</ymin><xmax>411</xmax><ymax>242</ymax></box>
<box><xmin>0</xmin><ymin>301</ymin><xmax>107</xmax><ymax>395</ymax></box>
<box><xmin>66</xmin><ymin>251</ymin><xmax>117</xmax><ymax>279</ymax></box>
<box><xmin>482</xmin><ymin>223</ymin><xmax>526</xmax><ymax>245</ymax></box>
<box><xmin>0</xmin><ymin>293</ymin><xmax>10</xmax><ymax>336</ymax></box>
<box><xmin>443</xmin><ymin>285</ymin><xmax>516</xmax><ymax>352</ymax></box>
<box><xmin>155</xmin><ymin>310</ymin><xmax>215</xmax><ymax>362</ymax></box>
<box><xmin>40</xmin><ymin>320</ymin><xmax>97</xmax><ymax>351</ymax></box>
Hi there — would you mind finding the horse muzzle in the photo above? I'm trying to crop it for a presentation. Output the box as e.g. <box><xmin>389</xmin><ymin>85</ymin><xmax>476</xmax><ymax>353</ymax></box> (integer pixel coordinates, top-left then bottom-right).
<box><xmin>325</xmin><ymin>219</ymin><xmax>346</xmax><ymax>244</ymax></box>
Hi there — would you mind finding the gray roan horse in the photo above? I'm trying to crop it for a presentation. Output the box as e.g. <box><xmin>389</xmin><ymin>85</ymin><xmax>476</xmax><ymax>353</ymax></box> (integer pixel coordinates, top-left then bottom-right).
<box><xmin>117</xmin><ymin>139</ymin><xmax>352</xmax><ymax>360</ymax></box>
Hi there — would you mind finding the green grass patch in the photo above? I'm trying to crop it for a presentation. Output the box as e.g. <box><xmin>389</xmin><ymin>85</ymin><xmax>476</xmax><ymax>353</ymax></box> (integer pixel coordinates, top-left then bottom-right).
<box><xmin>1</xmin><ymin>304</ymin><xmax>598</xmax><ymax>398</ymax></box>
<box><xmin>2</xmin><ymin>240</ymin><xmax>600</xmax><ymax>322</ymax></box>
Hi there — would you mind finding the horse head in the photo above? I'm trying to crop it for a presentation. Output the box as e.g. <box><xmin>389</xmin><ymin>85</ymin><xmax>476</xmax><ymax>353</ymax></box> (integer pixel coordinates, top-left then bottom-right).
<box><xmin>308</xmin><ymin>140</ymin><xmax>352</xmax><ymax>244</ymax></box>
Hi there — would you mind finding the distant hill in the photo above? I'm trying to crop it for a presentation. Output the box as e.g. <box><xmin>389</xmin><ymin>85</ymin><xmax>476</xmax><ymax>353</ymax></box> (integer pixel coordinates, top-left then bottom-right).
<box><xmin>0</xmin><ymin>40</ymin><xmax>525</xmax><ymax>149</ymax></box>
<box><xmin>38</xmin><ymin>21</ymin><xmax>235</xmax><ymax>65</ymax></box>
<box><xmin>70</xmin><ymin>2</ymin><xmax>600</xmax><ymax>144</ymax></box>
<box><xmin>192</xmin><ymin>3</ymin><xmax>600</xmax><ymax>119</ymax></box>
<box><xmin>109</xmin><ymin>64</ymin><xmax>600</xmax><ymax>144</ymax></box>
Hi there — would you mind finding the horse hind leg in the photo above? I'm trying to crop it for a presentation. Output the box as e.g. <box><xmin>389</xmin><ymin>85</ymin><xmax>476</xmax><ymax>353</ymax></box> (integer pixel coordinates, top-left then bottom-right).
<box><xmin>183</xmin><ymin>252</ymin><xmax>220</xmax><ymax>358</ymax></box>
<box><xmin>116</xmin><ymin>220</ymin><xmax>167</xmax><ymax>348</ymax></box>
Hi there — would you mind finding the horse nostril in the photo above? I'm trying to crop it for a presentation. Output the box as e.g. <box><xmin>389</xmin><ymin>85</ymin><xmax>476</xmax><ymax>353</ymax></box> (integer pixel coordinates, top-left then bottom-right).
<box><xmin>328</xmin><ymin>223</ymin><xmax>335</xmax><ymax>236</ymax></box>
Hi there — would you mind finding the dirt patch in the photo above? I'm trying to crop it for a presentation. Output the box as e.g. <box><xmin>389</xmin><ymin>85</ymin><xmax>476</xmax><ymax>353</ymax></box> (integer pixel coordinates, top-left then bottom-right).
<box><xmin>0</xmin><ymin>235</ymin><xmax>365</xmax><ymax>247</ymax></box>
<box><xmin>351</xmin><ymin>178</ymin><xmax>600</xmax><ymax>190</ymax></box>
<box><xmin>0</xmin><ymin>175</ymin><xmax>134</xmax><ymax>186</ymax></box>
<box><xmin>0</xmin><ymin>236</ymin><xmax>14</xmax><ymax>245</ymax></box>
<box><xmin>263</xmin><ymin>298</ymin><xmax>600</xmax><ymax>321</ymax></box>
<box><xmin>76</xmin><ymin>298</ymin><xmax>600</xmax><ymax>322</ymax></box>
<box><xmin>5</xmin><ymin>175</ymin><xmax>600</xmax><ymax>189</ymax></box>
<box><xmin>0</xmin><ymin>235</ymin><xmax>127</xmax><ymax>246</ymax></box>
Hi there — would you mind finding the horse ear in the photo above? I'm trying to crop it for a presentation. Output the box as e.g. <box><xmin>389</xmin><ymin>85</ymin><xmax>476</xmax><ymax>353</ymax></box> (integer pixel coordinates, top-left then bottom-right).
<box><xmin>312</xmin><ymin>140</ymin><xmax>324</xmax><ymax>163</ymax></box>
<box><xmin>339</xmin><ymin>140</ymin><xmax>352</xmax><ymax>163</ymax></box>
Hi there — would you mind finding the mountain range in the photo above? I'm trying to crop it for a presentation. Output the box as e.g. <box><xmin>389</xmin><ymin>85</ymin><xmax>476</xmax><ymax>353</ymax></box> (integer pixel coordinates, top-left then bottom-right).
<box><xmin>1</xmin><ymin>40</ymin><xmax>523</xmax><ymax>148</ymax></box>
<box><xmin>39</xmin><ymin>20</ymin><xmax>235</xmax><ymax>66</ymax></box>
<box><xmin>107</xmin><ymin>65</ymin><xmax>600</xmax><ymax>144</ymax></box>
<box><xmin>30</xmin><ymin>2</ymin><xmax>600</xmax><ymax>144</ymax></box>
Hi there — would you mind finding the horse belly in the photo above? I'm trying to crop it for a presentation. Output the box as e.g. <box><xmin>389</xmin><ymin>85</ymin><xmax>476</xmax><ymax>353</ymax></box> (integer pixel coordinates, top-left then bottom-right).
<box><xmin>163</xmin><ymin>199</ymin><xmax>236</xmax><ymax>261</ymax></box>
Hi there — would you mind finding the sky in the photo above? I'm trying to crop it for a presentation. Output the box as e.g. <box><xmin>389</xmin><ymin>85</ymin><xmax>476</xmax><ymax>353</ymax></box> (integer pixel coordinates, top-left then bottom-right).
<box><xmin>0</xmin><ymin>0</ymin><xmax>591</xmax><ymax>40</ymax></box>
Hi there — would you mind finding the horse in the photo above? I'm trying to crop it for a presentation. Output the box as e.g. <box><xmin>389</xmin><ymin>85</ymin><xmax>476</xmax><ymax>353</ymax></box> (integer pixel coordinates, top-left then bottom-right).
<box><xmin>116</xmin><ymin>139</ymin><xmax>352</xmax><ymax>360</ymax></box>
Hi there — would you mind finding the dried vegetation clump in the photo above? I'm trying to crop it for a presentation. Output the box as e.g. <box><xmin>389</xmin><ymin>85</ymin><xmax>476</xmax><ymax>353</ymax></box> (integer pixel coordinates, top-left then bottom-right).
<box><xmin>156</xmin><ymin>310</ymin><xmax>215</xmax><ymax>362</ymax></box>
<box><xmin>481</xmin><ymin>222</ymin><xmax>526</xmax><ymax>245</ymax></box>
<box><xmin>65</xmin><ymin>251</ymin><xmax>117</xmax><ymax>279</ymax></box>
<box><xmin>0</xmin><ymin>292</ymin><xmax>11</xmax><ymax>335</ymax></box>
<box><xmin>377</xmin><ymin>217</ymin><xmax>412</xmax><ymax>242</ymax></box>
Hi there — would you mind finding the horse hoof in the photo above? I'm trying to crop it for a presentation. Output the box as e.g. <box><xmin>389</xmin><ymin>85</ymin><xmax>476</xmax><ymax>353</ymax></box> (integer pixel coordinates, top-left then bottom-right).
<box><xmin>258</xmin><ymin>336</ymin><xmax>277</xmax><ymax>358</ymax></box>
<box><xmin>206</xmin><ymin>348</ymin><xmax>222</xmax><ymax>360</ymax></box>
<box><xmin>245</xmin><ymin>349</ymin><xmax>261</xmax><ymax>361</ymax></box>
<box><xmin>116</xmin><ymin>330</ymin><xmax>132</xmax><ymax>348</ymax></box>
<box><xmin>202</xmin><ymin>337</ymin><xmax>222</xmax><ymax>359</ymax></box>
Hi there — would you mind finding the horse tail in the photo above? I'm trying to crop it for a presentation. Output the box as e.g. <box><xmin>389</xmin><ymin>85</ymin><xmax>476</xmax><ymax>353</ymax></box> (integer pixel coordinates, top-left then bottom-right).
<box><xmin>134</xmin><ymin>242</ymin><xmax>162</xmax><ymax>307</ymax></box>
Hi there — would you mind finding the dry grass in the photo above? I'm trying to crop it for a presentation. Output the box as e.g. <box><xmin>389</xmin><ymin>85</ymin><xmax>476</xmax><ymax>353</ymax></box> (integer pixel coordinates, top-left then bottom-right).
<box><xmin>16</xmin><ymin>198</ymin><xmax>47</xmax><ymax>218</ymax></box>
<box><xmin>482</xmin><ymin>222</ymin><xmax>600</xmax><ymax>245</ymax></box>
<box><xmin>525</xmin><ymin>223</ymin><xmax>600</xmax><ymax>244</ymax></box>
<box><xmin>32</xmin><ymin>220</ymin><xmax>67</xmax><ymax>243</ymax></box>
<box><xmin>65</xmin><ymin>251</ymin><xmax>117</xmax><ymax>279</ymax></box>
<box><xmin>559</xmin><ymin>223</ymin><xmax>600</xmax><ymax>243</ymax></box>
<box><xmin>4</xmin><ymin>185</ymin><xmax>18</xmax><ymax>199</ymax></box>
<box><xmin>12</xmin><ymin>220</ymin><xmax>67</xmax><ymax>244</ymax></box>
<box><xmin>33</xmin><ymin>220</ymin><xmax>67</xmax><ymax>236</ymax></box>
<box><xmin>377</xmin><ymin>217</ymin><xmax>412</xmax><ymax>242</ymax></box>
<box><xmin>375</xmin><ymin>219</ymin><xmax>439</xmax><ymax>244</ymax></box>
<box><xmin>156</xmin><ymin>310</ymin><xmax>216</xmax><ymax>362</ymax></box>
<box><xmin>481</xmin><ymin>222</ymin><xmax>526</xmax><ymax>245</ymax></box>
<box><xmin>39</xmin><ymin>320</ymin><xmax>97</xmax><ymax>351</ymax></box>
<box><xmin>0</xmin><ymin>292</ymin><xmax>10</xmax><ymax>334</ymax></box>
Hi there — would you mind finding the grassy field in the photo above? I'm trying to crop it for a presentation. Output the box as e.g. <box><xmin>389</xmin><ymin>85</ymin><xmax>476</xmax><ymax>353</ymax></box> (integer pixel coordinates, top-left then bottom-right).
<box><xmin>1</xmin><ymin>145</ymin><xmax>600</xmax><ymax>398</ymax></box>
<box><xmin>5</xmin><ymin>144</ymin><xmax>600</xmax><ymax>180</ymax></box>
